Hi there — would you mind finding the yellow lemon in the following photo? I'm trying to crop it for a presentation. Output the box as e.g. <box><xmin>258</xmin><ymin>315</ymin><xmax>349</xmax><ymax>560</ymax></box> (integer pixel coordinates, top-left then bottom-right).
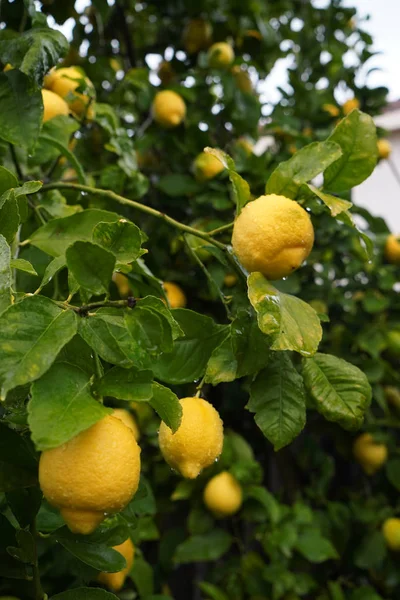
<box><xmin>163</xmin><ymin>281</ymin><xmax>186</xmax><ymax>308</ymax></box>
<box><xmin>182</xmin><ymin>19</ymin><xmax>212</xmax><ymax>54</ymax></box>
<box><xmin>231</xmin><ymin>194</ymin><xmax>314</xmax><ymax>280</ymax></box>
<box><xmin>235</xmin><ymin>137</ymin><xmax>254</xmax><ymax>155</ymax></box>
<box><xmin>207</xmin><ymin>42</ymin><xmax>234</xmax><ymax>68</ymax></box>
<box><xmin>322</xmin><ymin>103</ymin><xmax>340</xmax><ymax>117</ymax></box>
<box><xmin>343</xmin><ymin>97</ymin><xmax>360</xmax><ymax>115</ymax></box>
<box><xmin>194</xmin><ymin>152</ymin><xmax>224</xmax><ymax>182</ymax></box>
<box><xmin>385</xmin><ymin>386</ymin><xmax>400</xmax><ymax>410</ymax></box>
<box><xmin>152</xmin><ymin>90</ymin><xmax>186</xmax><ymax>128</ymax></box>
<box><xmin>39</xmin><ymin>415</ymin><xmax>141</xmax><ymax>534</ymax></box>
<box><xmin>382</xmin><ymin>518</ymin><xmax>400</xmax><ymax>551</ymax></box>
<box><xmin>377</xmin><ymin>139</ymin><xmax>392</xmax><ymax>160</ymax></box>
<box><xmin>223</xmin><ymin>273</ymin><xmax>237</xmax><ymax>287</ymax></box>
<box><xmin>3</xmin><ymin>64</ymin><xmax>14</xmax><ymax>72</ymax></box>
<box><xmin>232</xmin><ymin>66</ymin><xmax>252</xmax><ymax>93</ymax></box>
<box><xmin>159</xmin><ymin>397</ymin><xmax>223</xmax><ymax>479</ymax></box>
<box><xmin>42</xmin><ymin>89</ymin><xmax>69</xmax><ymax>122</ymax></box>
<box><xmin>112</xmin><ymin>408</ymin><xmax>140</xmax><ymax>441</ymax></box>
<box><xmin>98</xmin><ymin>537</ymin><xmax>135</xmax><ymax>591</ymax></box>
<box><xmin>385</xmin><ymin>234</ymin><xmax>400</xmax><ymax>265</ymax></box>
<box><xmin>204</xmin><ymin>471</ymin><xmax>242</xmax><ymax>517</ymax></box>
<box><xmin>353</xmin><ymin>433</ymin><xmax>387</xmax><ymax>475</ymax></box>
<box><xmin>44</xmin><ymin>66</ymin><xmax>95</xmax><ymax>118</ymax></box>
<box><xmin>113</xmin><ymin>272</ymin><xmax>132</xmax><ymax>298</ymax></box>
<box><xmin>158</xmin><ymin>61</ymin><xmax>175</xmax><ymax>86</ymax></box>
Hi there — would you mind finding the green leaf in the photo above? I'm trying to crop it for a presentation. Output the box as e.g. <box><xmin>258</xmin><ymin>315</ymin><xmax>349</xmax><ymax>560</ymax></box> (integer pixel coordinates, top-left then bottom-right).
<box><xmin>248</xmin><ymin>273</ymin><xmax>322</xmax><ymax>357</ymax></box>
<box><xmin>0</xmin><ymin>235</ymin><xmax>11</xmax><ymax>314</ymax></box>
<box><xmin>198</xmin><ymin>582</ymin><xmax>230</xmax><ymax>600</ymax></box>
<box><xmin>137</xmin><ymin>296</ymin><xmax>183</xmax><ymax>340</ymax></box>
<box><xmin>0</xmin><ymin>28</ymin><xmax>68</xmax><ymax>87</ymax></box>
<box><xmin>248</xmin><ymin>353</ymin><xmax>306</xmax><ymax>450</ymax></box>
<box><xmin>95</xmin><ymin>366</ymin><xmax>153</xmax><ymax>401</ymax></box>
<box><xmin>266</xmin><ymin>142</ymin><xmax>342</xmax><ymax>199</ymax></box>
<box><xmin>57</xmin><ymin>535</ymin><xmax>126</xmax><ymax>572</ymax></box>
<box><xmin>295</xmin><ymin>529</ymin><xmax>338</xmax><ymax>563</ymax></box>
<box><xmin>10</xmin><ymin>258</ymin><xmax>37</xmax><ymax>276</ymax></box>
<box><xmin>157</xmin><ymin>174</ymin><xmax>202</xmax><ymax>197</ymax></box>
<box><xmin>307</xmin><ymin>184</ymin><xmax>352</xmax><ymax>217</ymax></box>
<box><xmin>204</xmin><ymin>147</ymin><xmax>250</xmax><ymax>212</ymax></box>
<box><xmin>0</xmin><ymin>295</ymin><xmax>77</xmax><ymax>399</ymax></box>
<box><xmin>205</xmin><ymin>333</ymin><xmax>237</xmax><ymax>385</ymax></box>
<box><xmin>0</xmin><ymin>189</ymin><xmax>20</xmax><ymax>244</ymax></box>
<box><xmin>385</xmin><ymin>458</ymin><xmax>400</xmax><ymax>491</ymax></box>
<box><xmin>150</xmin><ymin>382</ymin><xmax>182</xmax><ymax>432</ymax></box>
<box><xmin>51</xmin><ymin>589</ymin><xmax>119</xmax><ymax>600</ymax></box>
<box><xmin>37</xmin><ymin>255</ymin><xmax>66</xmax><ymax>292</ymax></box>
<box><xmin>153</xmin><ymin>309</ymin><xmax>227</xmax><ymax>384</ymax></box>
<box><xmin>31</xmin><ymin>116</ymin><xmax>79</xmax><ymax>166</ymax></box>
<box><xmin>0</xmin><ymin>461</ymin><xmax>37</xmax><ymax>492</ymax></box>
<box><xmin>174</xmin><ymin>529</ymin><xmax>233</xmax><ymax>564</ymax></box>
<box><xmin>66</xmin><ymin>241</ymin><xmax>116</xmax><ymax>295</ymax></box>
<box><xmin>231</xmin><ymin>311</ymin><xmax>271</xmax><ymax>377</ymax></box>
<box><xmin>245</xmin><ymin>485</ymin><xmax>281</xmax><ymax>524</ymax></box>
<box><xmin>92</xmin><ymin>219</ymin><xmax>145</xmax><ymax>264</ymax></box>
<box><xmin>0</xmin><ymin>422</ymin><xmax>37</xmax><ymax>470</ymax></box>
<box><xmin>126</xmin><ymin>476</ymin><xmax>156</xmax><ymax>516</ymax></box>
<box><xmin>354</xmin><ymin>530</ymin><xmax>386</xmax><ymax>569</ymax></box>
<box><xmin>131</xmin><ymin>555</ymin><xmax>154</xmax><ymax>597</ymax></box>
<box><xmin>29</xmin><ymin>362</ymin><xmax>111</xmax><ymax>450</ymax></box>
<box><xmin>30</xmin><ymin>209</ymin><xmax>121</xmax><ymax>257</ymax></box>
<box><xmin>324</xmin><ymin>110</ymin><xmax>378</xmax><ymax>192</ymax></box>
<box><xmin>0</xmin><ymin>71</ymin><xmax>42</xmax><ymax>149</ymax></box>
<box><xmin>125</xmin><ymin>306</ymin><xmax>172</xmax><ymax>357</ymax></box>
<box><xmin>302</xmin><ymin>353</ymin><xmax>372</xmax><ymax>430</ymax></box>
<box><xmin>79</xmin><ymin>309</ymin><xmax>135</xmax><ymax>368</ymax></box>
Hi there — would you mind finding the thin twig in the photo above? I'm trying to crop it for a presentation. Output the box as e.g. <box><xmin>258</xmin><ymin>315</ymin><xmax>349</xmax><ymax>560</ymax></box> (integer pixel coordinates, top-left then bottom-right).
<box><xmin>9</xmin><ymin>144</ymin><xmax>23</xmax><ymax>181</ymax></box>
<box><xmin>208</xmin><ymin>222</ymin><xmax>234</xmax><ymax>236</ymax></box>
<box><xmin>60</xmin><ymin>297</ymin><xmax>137</xmax><ymax>315</ymax></box>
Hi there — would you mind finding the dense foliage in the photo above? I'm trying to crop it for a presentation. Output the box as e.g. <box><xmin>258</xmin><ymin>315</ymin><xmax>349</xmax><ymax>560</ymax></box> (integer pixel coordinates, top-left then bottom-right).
<box><xmin>0</xmin><ymin>1</ymin><xmax>398</xmax><ymax>599</ymax></box>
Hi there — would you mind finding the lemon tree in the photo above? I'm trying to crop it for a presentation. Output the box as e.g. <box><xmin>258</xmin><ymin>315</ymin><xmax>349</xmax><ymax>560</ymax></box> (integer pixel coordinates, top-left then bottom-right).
<box><xmin>0</xmin><ymin>1</ymin><xmax>398</xmax><ymax>599</ymax></box>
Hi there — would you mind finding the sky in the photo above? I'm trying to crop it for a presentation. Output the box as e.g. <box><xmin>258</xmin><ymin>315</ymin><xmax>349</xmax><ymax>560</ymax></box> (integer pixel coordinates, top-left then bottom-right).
<box><xmin>59</xmin><ymin>0</ymin><xmax>400</xmax><ymax>102</ymax></box>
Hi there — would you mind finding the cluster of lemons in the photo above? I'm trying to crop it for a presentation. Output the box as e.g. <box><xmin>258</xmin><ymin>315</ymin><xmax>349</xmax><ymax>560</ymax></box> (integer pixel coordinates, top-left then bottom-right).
<box><xmin>41</xmin><ymin>66</ymin><xmax>95</xmax><ymax>122</ymax></box>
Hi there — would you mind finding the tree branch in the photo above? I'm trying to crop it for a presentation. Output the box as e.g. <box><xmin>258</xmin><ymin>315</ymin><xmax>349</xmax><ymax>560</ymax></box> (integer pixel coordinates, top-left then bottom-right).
<box><xmin>114</xmin><ymin>0</ymin><xmax>136</xmax><ymax>68</ymax></box>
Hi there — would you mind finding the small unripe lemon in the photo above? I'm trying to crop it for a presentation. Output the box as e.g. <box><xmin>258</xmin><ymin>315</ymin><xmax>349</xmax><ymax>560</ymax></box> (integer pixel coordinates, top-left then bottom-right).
<box><xmin>385</xmin><ymin>234</ymin><xmax>400</xmax><ymax>265</ymax></box>
<box><xmin>343</xmin><ymin>97</ymin><xmax>360</xmax><ymax>115</ymax></box>
<box><xmin>382</xmin><ymin>518</ymin><xmax>400</xmax><ymax>551</ymax></box>
<box><xmin>44</xmin><ymin>66</ymin><xmax>95</xmax><ymax>118</ymax></box>
<box><xmin>98</xmin><ymin>537</ymin><xmax>135</xmax><ymax>591</ymax></box>
<box><xmin>113</xmin><ymin>408</ymin><xmax>140</xmax><ymax>441</ymax></box>
<box><xmin>39</xmin><ymin>415</ymin><xmax>141</xmax><ymax>534</ymax></box>
<box><xmin>377</xmin><ymin>139</ymin><xmax>392</xmax><ymax>160</ymax></box>
<box><xmin>204</xmin><ymin>471</ymin><xmax>242</xmax><ymax>517</ymax></box>
<box><xmin>385</xmin><ymin>386</ymin><xmax>400</xmax><ymax>410</ymax></box>
<box><xmin>163</xmin><ymin>281</ymin><xmax>186</xmax><ymax>308</ymax></box>
<box><xmin>208</xmin><ymin>42</ymin><xmax>234</xmax><ymax>68</ymax></box>
<box><xmin>42</xmin><ymin>89</ymin><xmax>69</xmax><ymax>122</ymax></box>
<box><xmin>182</xmin><ymin>19</ymin><xmax>212</xmax><ymax>54</ymax></box>
<box><xmin>194</xmin><ymin>152</ymin><xmax>224</xmax><ymax>182</ymax></box>
<box><xmin>232</xmin><ymin>66</ymin><xmax>252</xmax><ymax>93</ymax></box>
<box><xmin>232</xmin><ymin>194</ymin><xmax>314</xmax><ymax>280</ymax></box>
<box><xmin>322</xmin><ymin>103</ymin><xmax>340</xmax><ymax>117</ymax></box>
<box><xmin>223</xmin><ymin>273</ymin><xmax>237</xmax><ymax>287</ymax></box>
<box><xmin>152</xmin><ymin>90</ymin><xmax>186</xmax><ymax>128</ymax></box>
<box><xmin>353</xmin><ymin>433</ymin><xmax>387</xmax><ymax>475</ymax></box>
<box><xmin>113</xmin><ymin>272</ymin><xmax>132</xmax><ymax>298</ymax></box>
<box><xmin>159</xmin><ymin>397</ymin><xmax>224</xmax><ymax>479</ymax></box>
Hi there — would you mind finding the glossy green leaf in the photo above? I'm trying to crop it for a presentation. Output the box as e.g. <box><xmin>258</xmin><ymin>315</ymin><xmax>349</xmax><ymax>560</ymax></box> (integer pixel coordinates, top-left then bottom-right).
<box><xmin>0</xmin><ymin>189</ymin><xmax>20</xmax><ymax>244</ymax></box>
<box><xmin>324</xmin><ymin>110</ymin><xmax>378</xmax><ymax>192</ymax></box>
<box><xmin>125</xmin><ymin>306</ymin><xmax>171</xmax><ymax>359</ymax></box>
<box><xmin>92</xmin><ymin>219</ymin><xmax>145</xmax><ymax>264</ymax></box>
<box><xmin>95</xmin><ymin>366</ymin><xmax>153</xmax><ymax>401</ymax></box>
<box><xmin>307</xmin><ymin>184</ymin><xmax>352</xmax><ymax>217</ymax></box>
<box><xmin>66</xmin><ymin>241</ymin><xmax>116</xmax><ymax>295</ymax></box>
<box><xmin>153</xmin><ymin>309</ymin><xmax>227</xmax><ymax>384</ymax></box>
<box><xmin>37</xmin><ymin>255</ymin><xmax>66</xmax><ymax>292</ymax></box>
<box><xmin>57</xmin><ymin>536</ymin><xmax>126</xmax><ymax>572</ymax></box>
<box><xmin>131</xmin><ymin>555</ymin><xmax>154</xmax><ymax>597</ymax></box>
<box><xmin>0</xmin><ymin>295</ymin><xmax>77</xmax><ymax>399</ymax></box>
<box><xmin>137</xmin><ymin>296</ymin><xmax>183</xmax><ymax>340</ymax></box>
<box><xmin>266</xmin><ymin>141</ymin><xmax>342</xmax><ymax>199</ymax></box>
<box><xmin>231</xmin><ymin>311</ymin><xmax>271</xmax><ymax>377</ymax></box>
<box><xmin>29</xmin><ymin>362</ymin><xmax>111</xmax><ymax>450</ymax></box>
<box><xmin>205</xmin><ymin>333</ymin><xmax>237</xmax><ymax>385</ymax></box>
<box><xmin>354</xmin><ymin>530</ymin><xmax>386</xmax><ymax>570</ymax></box>
<box><xmin>302</xmin><ymin>353</ymin><xmax>372</xmax><ymax>430</ymax></box>
<box><xmin>10</xmin><ymin>258</ymin><xmax>37</xmax><ymax>276</ymax></box>
<box><xmin>204</xmin><ymin>147</ymin><xmax>250</xmax><ymax>212</ymax></box>
<box><xmin>174</xmin><ymin>529</ymin><xmax>233</xmax><ymax>564</ymax></box>
<box><xmin>52</xmin><ymin>589</ymin><xmax>119</xmax><ymax>600</ymax></box>
<box><xmin>30</xmin><ymin>209</ymin><xmax>121</xmax><ymax>257</ymax></box>
<box><xmin>248</xmin><ymin>353</ymin><xmax>306</xmax><ymax>450</ymax></box>
<box><xmin>79</xmin><ymin>309</ymin><xmax>135</xmax><ymax>368</ymax></box>
<box><xmin>0</xmin><ymin>28</ymin><xmax>68</xmax><ymax>87</ymax></box>
<box><xmin>198</xmin><ymin>582</ymin><xmax>230</xmax><ymax>600</ymax></box>
<box><xmin>0</xmin><ymin>71</ymin><xmax>42</xmax><ymax>149</ymax></box>
<box><xmin>0</xmin><ymin>235</ymin><xmax>11</xmax><ymax>314</ymax></box>
<box><xmin>248</xmin><ymin>273</ymin><xmax>322</xmax><ymax>357</ymax></box>
<box><xmin>150</xmin><ymin>382</ymin><xmax>182</xmax><ymax>432</ymax></box>
<box><xmin>296</xmin><ymin>529</ymin><xmax>338</xmax><ymax>562</ymax></box>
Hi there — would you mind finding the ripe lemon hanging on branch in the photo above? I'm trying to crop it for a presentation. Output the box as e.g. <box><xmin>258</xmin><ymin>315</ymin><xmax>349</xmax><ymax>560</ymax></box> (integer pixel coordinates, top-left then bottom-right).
<box><xmin>113</xmin><ymin>408</ymin><xmax>140</xmax><ymax>441</ymax></box>
<box><xmin>231</xmin><ymin>194</ymin><xmax>314</xmax><ymax>280</ymax></box>
<box><xmin>342</xmin><ymin>97</ymin><xmax>360</xmax><ymax>115</ymax></box>
<box><xmin>385</xmin><ymin>234</ymin><xmax>400</xmax><ymax>265</ymax></box>
<box><xmin>159</xmin><ymin>397</ymin><xmax>223</xmax><ymax>479</ymax></box>
<box><xmin>194</xmin><ymin>151</ymin><xmax>225</xmax><ymax>182</ymax></box>
<box><xmin>98</xmin><ymin>537</ymin><xmax>135</xmax><ymax>591</ymax></box>
<box><xmin>39</xmin><ymin>415</ymin><xmax>141</xmax><ymax>534</ymax></box>
<box><xmin>163</xmin><ymin>281</ymin><xmax>187</xmax><ymax>308</ymax></box>
<box><xmin>152</xmin><ymin>90</ymin><xmax>186</xmax><ymax>128</ymax></box>
<box><xmin>207</xmin><ymin>42</ymin><xmax>234</xmax><ymax>68</ymax></box>
<box><xmin>377</xmin><ymin>138</ymin><xmax>392</xmax><ymax>159</ymax></box>
<box><xmin>182</xmin><ymin>19</ymin><xmax>212</xmax><ymax>54</ymax></box>
<box><xmin>204</xmin><ymin>471</ymin><xmax>243</xmax><ymax>517</ymax></box>
<box><xmin>353</xmin><ymin>432</ymin><xmax>387</xmax><ymax>475</ymax></box>
<box><xmin>44</xmin><ymin>66</ymin><xmax>96</xmax><ymax>119</ymax></box>
<box><xmin>41</xmin><ymin>89</ymin><xmax>69</xmax><ymax>122</ymax></box>
<box><xmin>382</xmin><ymin>518</ymin><xmax>400</xmax><ymax>551</ymax></box>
